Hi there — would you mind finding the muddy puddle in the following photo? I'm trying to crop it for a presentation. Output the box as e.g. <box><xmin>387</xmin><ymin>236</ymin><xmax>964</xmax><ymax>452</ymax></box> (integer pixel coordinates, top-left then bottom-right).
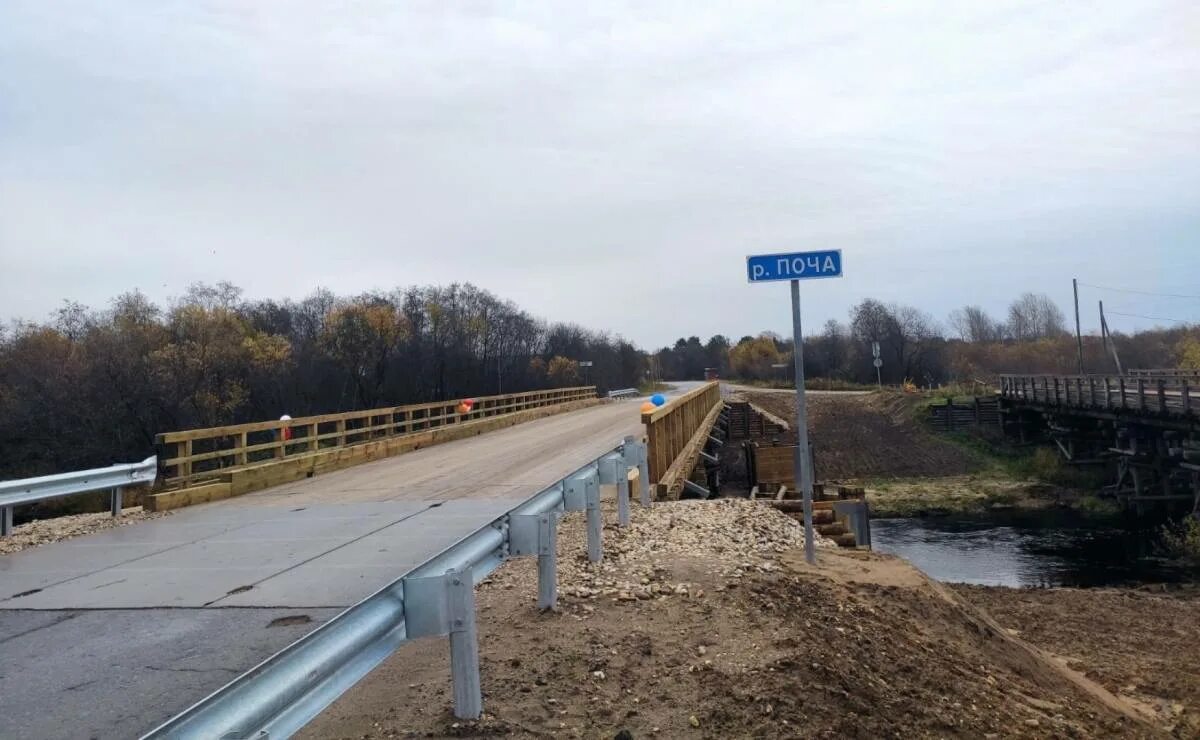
<box><xmin>871</xmin><ymin>512</ymin><xmax>1191</xmax><ymax>587</ymax></box>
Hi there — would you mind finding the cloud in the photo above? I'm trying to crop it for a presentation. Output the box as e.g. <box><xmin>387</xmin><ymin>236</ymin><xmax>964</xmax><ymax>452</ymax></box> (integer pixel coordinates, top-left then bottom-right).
<box><xmin>2</xmin><ymin>1</ymin><xmax>1198</xmax><ymax>346</ymax></box>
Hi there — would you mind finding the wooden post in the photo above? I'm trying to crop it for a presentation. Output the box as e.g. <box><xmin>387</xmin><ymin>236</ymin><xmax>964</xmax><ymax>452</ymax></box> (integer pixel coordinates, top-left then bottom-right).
<box><xmin>1157</xmin><ymin>379</ymin><xmax>1167</xmax><ymax>414</ymax></box>
<box><xmin>1137</xmin><ymin>378</ymin><xmax>1146</xmax><ymax>412</ymax></box>
<box><xmin>1184</xmin><ymin>382</ymin><xmax>1192</xmax><ymax>415</ymax></box>
<box><xmin>1119</xmin><ymin>377</ymin><xmax>1127</xmax><ymax>409</ymax></box>
<box><xmin>337</xmin><ymin>419</ymin><xmax>347</xmax><ymax>447</ymax></box>
<box><xmin>235</xmin><ymin>432</ymin><xmax>247</xmax><ymax>466</ymax></box>
<box><xmin>180</xmin><ymin>440</ymin><xmax>193</xmax><ymax>483</ymax></box>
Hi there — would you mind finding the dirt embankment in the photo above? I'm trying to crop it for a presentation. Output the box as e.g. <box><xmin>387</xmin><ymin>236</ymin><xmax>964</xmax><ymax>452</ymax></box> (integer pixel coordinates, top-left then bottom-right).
<box><xmin>740</xmin><ymin>391</ymin><xmax>1078</xmax><ymax>516</ymax></box>
<box><xmin>303</xmin><ymin>500</ymin><xmax>1155</xmax><ymax>739</ymax></box>
<box><xmin>956</xmin><ymin>585</ymin><xmax>1200</xmax><ymax>737</ymax></box>
<box><xmin>743</xmin><ymin>390</ymin><xmax>981</xmax><ymax>480</ymax></box>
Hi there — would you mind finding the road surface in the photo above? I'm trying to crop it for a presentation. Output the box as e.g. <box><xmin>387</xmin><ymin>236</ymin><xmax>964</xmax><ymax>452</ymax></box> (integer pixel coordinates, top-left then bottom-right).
<box><xmin>0</xmin><ymin>384</ymin><xmax>700</xmax><ymax>738</ymax></box>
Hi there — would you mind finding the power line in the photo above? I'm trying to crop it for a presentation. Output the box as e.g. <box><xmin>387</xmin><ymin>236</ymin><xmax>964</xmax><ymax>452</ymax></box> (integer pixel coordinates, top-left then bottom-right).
<box><xmin>1077</xmin><ymin>282</ymin><xmax>1200</xmax><ymax>301</ymax></box>
<box><xmin>1105</xmin><ymin>310</ymin><xmax>1195</xmax><ymax>325</ymax></box>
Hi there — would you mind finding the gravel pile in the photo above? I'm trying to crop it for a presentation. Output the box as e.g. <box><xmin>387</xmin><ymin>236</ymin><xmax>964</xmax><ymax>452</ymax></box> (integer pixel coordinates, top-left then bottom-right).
<box><xmin>0</xmin><ymin>507</ymin><xmax>169</xmax><ymax>555</ymax></box>
<box><xmin>487</xmin><ymin>497</ymin><xmax>836</xmax><ymax>604</ymax></box>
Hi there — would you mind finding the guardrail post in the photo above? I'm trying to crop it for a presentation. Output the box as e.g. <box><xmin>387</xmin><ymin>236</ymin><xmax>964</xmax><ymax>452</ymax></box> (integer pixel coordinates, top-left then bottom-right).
<box><xmin>616</xmin><ymin>462</ymin><xmax>630</xmax><ymax>527</ymax></box>
<box><xmin>446</xmin><ymin>567</ymin><xmax>483</xmax><ymax>720</ymax></box>
<box><xmin>537</xmin><ymin>512</ymin><xmax>558</xmax><ymax>610</ymax></box>
<box><xmin>636</xmin><ymin>441</ymin><xmax>650</xmax><ymax>507</ymax></box>
<box><xmin>586</xmin><ymin>476</ymin><xmax>603</xmax><ymax>562</ymax></box>
<box><xmin>1</xmin><ymin>506</ymin><xmax>11</xmax><ymax>536</ymax></box>
<box><xmin>110</xmin><ymin>487</ymin><xmax>123</xmax><ymax>517</ymax></box>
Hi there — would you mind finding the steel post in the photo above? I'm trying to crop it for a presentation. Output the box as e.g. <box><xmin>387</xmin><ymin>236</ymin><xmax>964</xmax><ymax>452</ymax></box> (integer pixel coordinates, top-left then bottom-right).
<box><xmin>536</xmin><ymin>511</ymin><xmax>558</xmax><ymax>610</ymax></box>
<box><xmin>614</xmin><ymin>459</ymin><xmax>631</xmax><ymax>527</ymax></box>
<box><xmin>585</xmin><ymin>477</ymin><xmax>603</xmax><ymax>562</ymax></box>
<box><xmin>1</xmin><ymin>506</ymin><xmax>11</xmax><ymax>536</ymax></box>
<box><xmin>638</xmin><ymin>443</ymin><xmax>650</xmax><ymax>507</ymax></box>
<box><xmin>446</xmin><ymin>568</ymin><xmax>482</xmax><ymax>720</ymax></box>
<box><xmin>790</xmin><ymin>280</ymin><xmax>816</xmax><ymax>564</ymax></box>
<box><xmin>110</xmin><ymin>487</ymin><xmax>123</xmax><ymax>517</ymax></box>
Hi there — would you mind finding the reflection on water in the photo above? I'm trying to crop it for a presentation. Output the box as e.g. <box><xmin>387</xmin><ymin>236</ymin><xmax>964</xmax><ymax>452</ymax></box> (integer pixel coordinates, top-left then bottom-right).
<box><xmin>870</xmin><ymin>514</ymin><xmax>1185</xmax><ymax>587</ymax></box>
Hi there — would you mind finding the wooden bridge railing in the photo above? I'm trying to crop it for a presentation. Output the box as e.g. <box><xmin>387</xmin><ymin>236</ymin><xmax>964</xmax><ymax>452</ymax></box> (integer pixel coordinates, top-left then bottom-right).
<box><xmin>641</xmin><ymin>381</ymin><xmax>723</xmax><ymax>499</ymax></box>
<box><xmin>157</xmin><ymin>386</ymin><xmax>597</xmax><ymax>488</ymax></box>
<box><xmin>999</xmin><ymin>374</ymin><xmax>1194</xmax><ymax>418</ymax></box>
<box><xmin>1127</xmin><ymin>368</ymin><xmax>1200</xmax><ymax>378</ymax></box>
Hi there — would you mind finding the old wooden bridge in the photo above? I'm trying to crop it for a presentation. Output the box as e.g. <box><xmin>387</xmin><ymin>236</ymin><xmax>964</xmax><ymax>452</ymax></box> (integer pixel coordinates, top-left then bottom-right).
<box><xmin>999</xmin><ymin>369</ymin><xmax>1200</xmax><ymax>511</ymax></box>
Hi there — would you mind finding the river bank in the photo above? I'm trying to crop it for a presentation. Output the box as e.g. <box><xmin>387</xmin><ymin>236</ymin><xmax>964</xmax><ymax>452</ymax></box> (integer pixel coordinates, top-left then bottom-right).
<box><xmin>302</xmin><ymin>500</ymin><xmax>1158</xmax><ymax>738</ymax></box>
<box><xmin>955</xmin><ymin>583</ymin><xmax>1200</xmax><ymax>736</ymax></box>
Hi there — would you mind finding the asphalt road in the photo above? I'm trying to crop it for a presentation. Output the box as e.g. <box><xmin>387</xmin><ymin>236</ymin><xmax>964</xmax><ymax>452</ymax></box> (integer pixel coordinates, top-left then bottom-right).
<box><xmin>0</xmin><ymin>384</ymin><xmax>701</xmax><ymax>739</ymax></box>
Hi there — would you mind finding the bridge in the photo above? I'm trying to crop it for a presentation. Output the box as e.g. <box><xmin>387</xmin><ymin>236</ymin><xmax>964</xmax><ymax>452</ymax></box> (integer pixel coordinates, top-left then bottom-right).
<box><xmin>999</xmin><ymin>370</ymin><xmax>1200</xmax><ymax>510</ymax></box>
<box><xmin>0</xmin><ymin>383</ymin><xmax>713</xmax><ymax>738</ymax></box>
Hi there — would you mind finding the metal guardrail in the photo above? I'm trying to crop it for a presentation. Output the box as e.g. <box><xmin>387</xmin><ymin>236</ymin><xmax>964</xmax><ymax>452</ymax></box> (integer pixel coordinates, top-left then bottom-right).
<box><xmin>606</xmin><ymin>388</ymin><xmax>638</xmax><ymax>399</ymax></box>
<box><xmin>143</xmin><ymin>437</ymin><xmax>650</xmax><ymax>739</ymax></box>
<box><xmin>0</xmin><ymin>456</ymin><xmax>157</xmax><ymax>536</ymax></box>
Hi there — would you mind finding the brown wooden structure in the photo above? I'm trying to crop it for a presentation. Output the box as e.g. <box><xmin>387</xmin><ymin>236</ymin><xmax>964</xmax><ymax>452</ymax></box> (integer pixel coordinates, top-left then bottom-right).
<box><xmin>156</xmin><ymin>387</ymin><xmax>597</xmax><ymax>489</ymax></box>
<box><xmin>641</xmin><ymin>381</ymin><xmax>723</xmax><ymax>499</ymax></box>
<box><xmin>999</xmin><ymin>373</ymin><xmax>1199</xmax><ymax>512</ymax></box>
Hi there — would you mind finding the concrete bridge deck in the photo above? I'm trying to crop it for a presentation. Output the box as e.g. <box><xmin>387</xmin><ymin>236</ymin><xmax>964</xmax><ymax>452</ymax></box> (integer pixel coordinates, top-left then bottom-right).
<box><xmin>0</xmin><ymin>385</ymin><xmax>698</xmax><ymax>739</ymax></box>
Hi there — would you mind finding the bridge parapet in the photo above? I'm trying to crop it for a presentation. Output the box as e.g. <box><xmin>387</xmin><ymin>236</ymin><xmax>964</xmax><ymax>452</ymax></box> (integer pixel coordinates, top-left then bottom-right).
<box><xmin>999</xmin><ymin>373</ymin><xmax>1195</xmax><ymax>418</ymax></box>
<box><xmin>155</xmin><ymin>387</ymin><xmax>597</xmax><ymax>490</ymax></box>
<box><xmin>641</xmin><ymin>381</ymin><xmax>723</xmax><ymax>499</ymax></box>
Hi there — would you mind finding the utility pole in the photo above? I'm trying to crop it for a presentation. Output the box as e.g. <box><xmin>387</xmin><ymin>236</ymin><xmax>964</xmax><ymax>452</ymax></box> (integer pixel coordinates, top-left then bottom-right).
<box><xmin>1099</xmin><ymin>300</ymin><xmax>1123</xmax><ymax>374</ymax></box>
<box><xmin>1073</xmin><ymin>278</ymin><xmax>1084</xmax><ymax>375</ymax></box>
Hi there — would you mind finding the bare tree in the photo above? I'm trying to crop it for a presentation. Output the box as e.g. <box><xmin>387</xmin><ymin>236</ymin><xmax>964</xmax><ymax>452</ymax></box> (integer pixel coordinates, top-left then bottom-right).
<box><xmin>1007</xmin><ymin>293</ymin><xmax>1068</xmax><ymax>340</ymax></box>
<box><xmin>948</xmin><ymin>305</ymin><xmax>1003</xmax><ymax>342</ymax></box>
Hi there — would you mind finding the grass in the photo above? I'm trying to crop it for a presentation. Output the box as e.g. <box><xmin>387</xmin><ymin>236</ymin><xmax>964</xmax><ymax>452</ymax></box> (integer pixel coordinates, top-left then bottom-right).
<box><xmin>1160</xmin><ymin>517</ymin><xmax>1200</xmax><ymax>563</ymax></box>
<box><xmin>734</xmin><ymin>378</ymin><xmax>878</xmax><ymax>392</ymax></box>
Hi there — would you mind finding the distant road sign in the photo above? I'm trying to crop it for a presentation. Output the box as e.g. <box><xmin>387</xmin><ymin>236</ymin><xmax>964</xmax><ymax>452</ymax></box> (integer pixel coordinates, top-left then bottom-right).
<box><xmin>579</xmin><ymin>361</ymin><xmax>593</xmax><ymax>367</ymax></box>
<box><xmin>746</xmin><ymin>249</ymin><xmax>843</xmax><ymax>283</ymax></box>
<box><xmin>871</xmin><ymin>341</ymin><xmax>880</xmax><ymax>359</ymax></box>
<box><xmin>873</xmin><ymin>358</ymin><xmax>883</xmax><ymax>368</ymax></box>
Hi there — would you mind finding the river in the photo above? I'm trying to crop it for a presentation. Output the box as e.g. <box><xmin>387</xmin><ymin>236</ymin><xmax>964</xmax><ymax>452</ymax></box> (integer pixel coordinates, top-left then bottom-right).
<box><xmin>870</xmin><ymin>512</ymin><xmax>1188</xmax><ymax>587</ymax></box>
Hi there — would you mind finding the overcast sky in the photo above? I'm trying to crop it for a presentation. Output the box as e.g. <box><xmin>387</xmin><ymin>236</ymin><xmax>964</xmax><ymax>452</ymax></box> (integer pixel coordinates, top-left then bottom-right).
<box><xmin>2</xmin><ymin>1</ymin><xmax>1197</xmax><ymax>348</ymax></box>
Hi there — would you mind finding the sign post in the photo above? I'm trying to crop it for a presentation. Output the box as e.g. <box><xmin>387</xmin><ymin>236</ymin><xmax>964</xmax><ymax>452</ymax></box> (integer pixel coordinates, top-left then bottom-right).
<box><xmin>746</xmin><ymin>249</ymin><xmax>843</xmax><ymax>564</ymax></box>
<box><xmin>872</xmin><ymin>341</ymin><xmax>882</xmax><ymax>388</ymax></box>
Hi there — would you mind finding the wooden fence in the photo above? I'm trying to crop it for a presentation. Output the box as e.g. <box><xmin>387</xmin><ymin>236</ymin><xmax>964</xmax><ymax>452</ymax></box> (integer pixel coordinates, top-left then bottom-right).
<box><xmin>641</xmin><ymin>381</ymin><xmax>723</xmax><ymax>499</ymax></box>
<box><xmin>999</xmin><ymin>374</ymin><xmax>1195</xmax><ymax>418</ymax></box>
<box><xmin>157</xmin><ymin>387</ymin><xmax>597</xmax><ymax>488</ymax></box>
<box><xmin>929</xmin><ymin>397</ymin><xmax>1000</xmax><ymax>431</ymax></box>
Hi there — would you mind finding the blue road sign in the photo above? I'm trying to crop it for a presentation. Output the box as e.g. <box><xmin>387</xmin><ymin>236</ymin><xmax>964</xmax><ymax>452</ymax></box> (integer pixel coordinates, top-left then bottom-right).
<box><xmin>746</xmin><ymin>249</ymin><xmax>843</xmax><ymax>283</ymax></box>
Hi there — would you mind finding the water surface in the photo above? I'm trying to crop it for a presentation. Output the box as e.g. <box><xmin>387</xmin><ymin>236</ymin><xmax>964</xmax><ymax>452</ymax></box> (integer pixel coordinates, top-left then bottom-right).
<box><xmin>870</xmin><ymin>513</ymin><xmax>1186</xmax><ymax>587</ymax></box>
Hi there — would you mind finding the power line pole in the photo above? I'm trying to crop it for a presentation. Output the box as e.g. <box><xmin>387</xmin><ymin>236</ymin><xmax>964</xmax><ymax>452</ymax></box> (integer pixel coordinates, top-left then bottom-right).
<box><xmin>1073</xmin><ymin>278</ymin><xmax>1084</xmax><ymax>375</ymax></box>
<box><xmin>1099</xmin><ymin>300</ymin><xmax>1123</xmax><ymax>374</ymax></box>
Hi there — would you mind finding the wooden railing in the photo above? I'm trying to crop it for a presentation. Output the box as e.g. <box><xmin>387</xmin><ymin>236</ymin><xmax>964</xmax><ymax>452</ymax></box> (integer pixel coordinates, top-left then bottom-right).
<box><xmin>641</xmin><ymin>381</ymin><xmax>723</xmax><ymax>498</ymax></box>
<box><xmin>1127</xmin><ymin>368</ymin><xmax>1200</xmax><ymax>378</ymax></box>
<box><xmin>157</xmin><ymin>387</ymin><xmax>597</xmax><ymax>487</ymax></box>
<box><xmin>999</xmin><ymin>374</ymin><xmax>1194</xmax><ymax>418</ymax></box>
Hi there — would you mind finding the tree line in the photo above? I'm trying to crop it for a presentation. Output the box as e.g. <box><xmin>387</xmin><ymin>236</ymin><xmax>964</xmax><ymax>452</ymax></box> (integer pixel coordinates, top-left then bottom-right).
<box><xmin>0</xmin><ymin>282</ymin><xmax>643</xmax><ymax>478</ymax></box>
<box><xmin>4</xmin><ymin>284</ymin><xmax>1196</xmax><ymax>480</ymax></box>
<box><xmin>652</xmin><ymin>292</ymin><xmax>1198</xmax><ymax>385</ymax></box>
